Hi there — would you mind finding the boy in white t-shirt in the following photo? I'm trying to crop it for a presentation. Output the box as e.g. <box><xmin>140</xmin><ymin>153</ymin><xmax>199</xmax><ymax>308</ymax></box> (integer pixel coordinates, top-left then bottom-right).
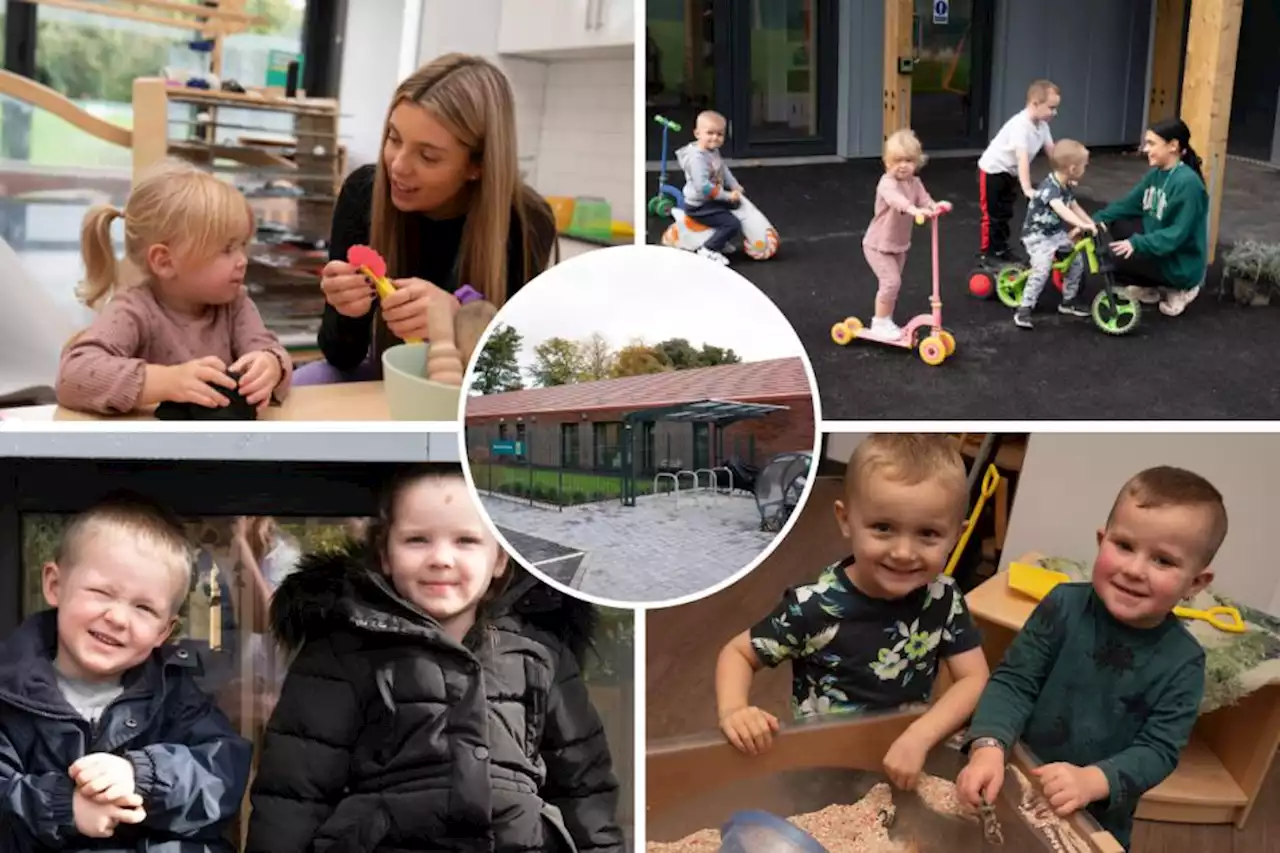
<box><xmin>977</xmin><ymin>80</ymin><xmax>1060</xmax><ymax>262</ymax></box>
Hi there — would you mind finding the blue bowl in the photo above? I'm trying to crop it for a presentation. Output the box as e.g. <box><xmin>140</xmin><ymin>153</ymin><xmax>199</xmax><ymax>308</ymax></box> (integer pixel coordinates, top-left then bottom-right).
<box><xmin>720</xmin><ymin>810</ymin><xmax>829</xmax><ymax>853</ymax></box>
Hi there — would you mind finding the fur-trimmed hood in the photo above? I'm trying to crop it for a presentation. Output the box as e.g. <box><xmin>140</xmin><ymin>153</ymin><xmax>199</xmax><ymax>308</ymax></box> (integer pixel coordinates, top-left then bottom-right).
<box><xmin>269</xmin><ymin>543</ymin><xmax>599</xmax><ymax>666</ymax></box>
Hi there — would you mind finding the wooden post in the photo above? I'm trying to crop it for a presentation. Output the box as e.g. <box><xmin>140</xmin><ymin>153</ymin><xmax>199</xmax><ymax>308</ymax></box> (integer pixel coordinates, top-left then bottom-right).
<box><xmin>130</xmin><ymin>77</ymin><xmax>171</xmax><ymax>183</ymax></box>
<box><xmin>1180</xmin><ymin>0</ymin><xmax>1243</xmax><ymax>264</ymax></box>
<box><xmin>882</xmin><ymin>0</ymin><xmax>913</xmax><ymax>144</ymax></box>
<box><xmin>1148</xmin><ymin>0</ymin><xmax>1186</xmax><ymax>123</ymax></box>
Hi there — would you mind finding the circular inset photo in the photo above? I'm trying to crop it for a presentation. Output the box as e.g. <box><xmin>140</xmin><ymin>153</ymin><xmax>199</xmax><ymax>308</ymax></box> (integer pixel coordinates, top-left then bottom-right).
<box><xmin>459</xmin><ymin>245</ymin><xmax>820</xmax><ymax>607</ymax></box>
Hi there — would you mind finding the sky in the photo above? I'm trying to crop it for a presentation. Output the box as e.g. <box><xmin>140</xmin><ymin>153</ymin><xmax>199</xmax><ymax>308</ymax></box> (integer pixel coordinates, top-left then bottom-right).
<box><xmin>495</xmin><ymin>246</ymin><xmax>810</xmax><ymax>372</ymax></box>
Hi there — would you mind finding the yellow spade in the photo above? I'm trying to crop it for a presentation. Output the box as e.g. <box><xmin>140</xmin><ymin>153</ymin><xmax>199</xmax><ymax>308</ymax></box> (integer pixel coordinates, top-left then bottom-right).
<box><xmin>944</xmin><ymin>463</ymin><xmax>1001</xmax><ymax>577</ymax></box>
<box><xmin>1007</xmin><ymin>562</ymin><xmax>1246</xmax><ymax>634</ymax></box>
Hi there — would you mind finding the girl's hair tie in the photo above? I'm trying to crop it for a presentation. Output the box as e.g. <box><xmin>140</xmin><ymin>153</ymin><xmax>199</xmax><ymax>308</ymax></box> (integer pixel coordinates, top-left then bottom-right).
<box><xmin>455</xmin><ymin>284</ymin><xmax>483</xmax><ymax>305</ymax></box>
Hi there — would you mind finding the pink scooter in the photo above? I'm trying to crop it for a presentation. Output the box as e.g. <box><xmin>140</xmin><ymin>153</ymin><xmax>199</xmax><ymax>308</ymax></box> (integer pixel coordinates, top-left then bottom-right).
<box><xmin>830</xmin><ymin>201</ymin><xmax>955</xmax><ymax>366</ymax></box>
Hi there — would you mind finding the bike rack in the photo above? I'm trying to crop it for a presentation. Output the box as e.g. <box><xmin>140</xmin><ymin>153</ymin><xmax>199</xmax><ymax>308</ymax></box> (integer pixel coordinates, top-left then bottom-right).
<box><xmin>711</xmin><ymin>466</ymin><xmax>733</xmax><ymax>495</ymax></box>
<box><xmin>695</xmin><ymin>468</ymin><xmax>718</xmax><ymax>498</ymax></box>
<box><xmin>653</xmin><ymin>472</ymin><xmax>679</xmax><ymax>506</ymax></box>
<box><xmin>676</xmin><ymin>470</ymin><xmax>699</xmax><ymax>505</ymax></box>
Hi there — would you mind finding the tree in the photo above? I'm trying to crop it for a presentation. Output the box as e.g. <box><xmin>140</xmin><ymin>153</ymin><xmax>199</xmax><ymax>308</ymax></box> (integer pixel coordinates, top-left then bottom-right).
<box><xmin>697</xmin><ymin>344</ymin><xmax>741</xmax><ymax>366</ymax></box>
<box><xmin>579</xmin><ymin>333</ymin><xmax>616</xmax><ymax>381</ymax></box>
<box><xmin>471</xmin><ymin>324</ymin><xmax>524</xmax><ymax>394</ymax></box>
<box><xmin>612</xmin><ymin>341</ymin><xmax>670</xmax><ymax>378</ymax></box>
<box><xmin>653</xmin><ymin>338</ymin><xmax>700</xmax><ymax>369</ymax></box>
<box><xmin>529</xmin><ymin>337</ymin><xmax>586</xmax><ymax>387</ymax></box>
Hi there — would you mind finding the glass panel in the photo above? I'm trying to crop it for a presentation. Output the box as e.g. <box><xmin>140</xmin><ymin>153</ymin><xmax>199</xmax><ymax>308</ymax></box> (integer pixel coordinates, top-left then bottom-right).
<box><xmin>645</xmin><ymin>0</ymin><xmax>716</xmax><ymax>161</ymax></box>
<box><xmin>747</xmin><ymin>0</ymin><xmax>818</xmax><ymax>142</ymax></box>
<box><xmin>911</xmin><ymin>0</ymin><xmax>976</xmax><ymax>149</ymax></box>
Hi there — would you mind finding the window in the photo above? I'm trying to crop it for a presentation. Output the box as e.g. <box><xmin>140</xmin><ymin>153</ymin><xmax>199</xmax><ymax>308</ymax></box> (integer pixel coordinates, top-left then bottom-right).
<box><xmin>561</xmin><ymin>422</ymin><xmax>581</xmax><ymax>469</ymax></box>
<box><xmin>515</xmin><ymin>421</ymin><xmax>527</xmax><ymax>460</ymax></box>
<box><xmin>593</xmin><ymin>422</ymin><xmax>624</xmax><ymax>471</ymax></box>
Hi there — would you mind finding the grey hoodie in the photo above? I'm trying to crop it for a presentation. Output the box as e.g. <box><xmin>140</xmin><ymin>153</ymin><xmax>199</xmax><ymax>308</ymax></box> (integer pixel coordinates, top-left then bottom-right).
<box><xmin>676</xmin><ymin>142</ymin><xmax>740</xmax><ymax>207</ymax></box>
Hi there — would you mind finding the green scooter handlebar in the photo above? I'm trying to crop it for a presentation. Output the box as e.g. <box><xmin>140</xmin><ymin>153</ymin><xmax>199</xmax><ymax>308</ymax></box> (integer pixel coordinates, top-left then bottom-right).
<box><xmin>653</xmin><ymin>115</ymin><xmax>682</xmax><ymax>132</ymax></box>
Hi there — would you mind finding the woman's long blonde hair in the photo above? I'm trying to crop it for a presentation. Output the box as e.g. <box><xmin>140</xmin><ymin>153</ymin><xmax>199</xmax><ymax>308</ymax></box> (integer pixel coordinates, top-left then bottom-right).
<box><xmin>79</xmin><ymin>160</ymin><xmax>254</xmax><ymax>310</ymax></box>
<box><xmin>371</xmin><ymin>53</ymin><xmax>554</xmax><ymax>308</ymax></box>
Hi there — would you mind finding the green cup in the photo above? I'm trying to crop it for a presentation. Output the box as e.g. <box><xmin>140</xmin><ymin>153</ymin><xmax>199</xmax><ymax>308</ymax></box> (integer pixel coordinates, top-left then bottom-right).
<box><xmin>381</xmin><ymin>342</ymin><xmax>462</xmax><ymax>421</ymax></box>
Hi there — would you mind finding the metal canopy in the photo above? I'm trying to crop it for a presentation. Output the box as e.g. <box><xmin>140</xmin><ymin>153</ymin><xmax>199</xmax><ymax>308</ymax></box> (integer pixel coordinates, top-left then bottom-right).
<box><xmin>623</xmin><ymin>398</ymin><xmax>790</xmax><ymax>426</ymax></box>
<box><xmin>619</xmin><ymin>399</ymin><xmax>790</xmax><ymax>507</ymax></box>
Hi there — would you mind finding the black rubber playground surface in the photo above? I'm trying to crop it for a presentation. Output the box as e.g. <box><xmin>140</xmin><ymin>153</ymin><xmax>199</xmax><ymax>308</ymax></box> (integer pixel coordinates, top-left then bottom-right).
<box><xmin>646</xmin><ymin>157</ymin><xmax>1280</xmax><ymax>420</ymax></box>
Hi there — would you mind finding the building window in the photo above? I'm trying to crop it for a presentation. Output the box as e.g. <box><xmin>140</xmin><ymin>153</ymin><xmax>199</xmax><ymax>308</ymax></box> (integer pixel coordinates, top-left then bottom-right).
<box><xmin>515</xmin><ymin>422</ymin><xmax>526</xmax><ymax>460</ymax></box>
<box><xmin>561</xmin><ymin>423</ymin><xmax>581</xmax><ymax>469</ymax></box>
<box><xmin>593</xmin><ymin>422</ymin><xmax>624</xmax><ymax>471</ymax></box>
<box><xmin>498</xmin><ymin>423</ymin><xmax>508</xmax><ymax>440</ymax></box>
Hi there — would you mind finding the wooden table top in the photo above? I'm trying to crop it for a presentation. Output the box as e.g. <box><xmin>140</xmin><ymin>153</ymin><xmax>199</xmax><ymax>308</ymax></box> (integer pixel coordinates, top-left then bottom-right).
<box><xmin>50</xmin><ymin>382</ymin><xmax>391</xmax><ymax>422</ymax></box>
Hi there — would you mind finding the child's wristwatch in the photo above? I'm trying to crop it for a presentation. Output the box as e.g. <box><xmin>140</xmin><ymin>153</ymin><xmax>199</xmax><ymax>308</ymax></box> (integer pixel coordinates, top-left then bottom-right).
<box><xmin>969</xmin><ymin>736</ymin><xmax>1005</xmax><ymax>754</ymax></box>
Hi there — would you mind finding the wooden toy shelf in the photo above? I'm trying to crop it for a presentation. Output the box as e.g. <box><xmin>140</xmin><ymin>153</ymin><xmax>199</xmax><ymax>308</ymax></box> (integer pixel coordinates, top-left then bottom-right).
<box><xmin>131</xmin><ymin>77</ymin><xmax>345</xmax><ymax>351</ymax></box>
<box><xmin>965</xmin><ymin>553</ymin><xmax>1280</xmax><ymax>829</ymax></box>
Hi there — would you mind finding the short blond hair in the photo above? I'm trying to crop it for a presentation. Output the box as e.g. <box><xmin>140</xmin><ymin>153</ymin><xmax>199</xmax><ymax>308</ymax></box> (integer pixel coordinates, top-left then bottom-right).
<box><xmin>1028</xmin><ymin>79</ymin><xmax>1060</xmax><ymax>104</ymax></box>
<box><xmin>78</xmin><ymin>159</ymin><xmax>254</xmax><ymax>310</ymax></box>
<box><xmin>697</xmin><ymin>110</ymin><xmax>727</xmax><ymax>129</ymax></box>
<box><xmin>845</xmin><ymin>434</ymin><xmax>967</xmax><ymax>516</ymax></box>
<box><xmin>57</xmin><ymin>493</ymin><xmax>194</xmax><ymax>614</ymax></box>
<box><xmin>1107</xmin><ymin>467</ymin><xmax>1228</xmax><ymax>567</ymax></box>
<box><xmin>1050</xmin><ymin>139</ymin><xmax>1089</xmax><ymax>172</ymax></box>
<box><xmin>884</xmin><ymin>129</ymin><xmax>927</xmax><ymax>169</ymax></box>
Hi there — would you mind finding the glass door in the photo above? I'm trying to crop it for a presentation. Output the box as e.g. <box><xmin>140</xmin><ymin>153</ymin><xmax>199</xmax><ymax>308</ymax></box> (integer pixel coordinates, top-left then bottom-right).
<box><xmin>909</xmin><ymin>0</ymin><xmax>995</xmax><ymax>151</ymax></box>
<box><xmin>645</xmin><ymin>0</ymin><xmax>716</xmax><ymax>162</ymax></box>
<box><xmin>692</xmin><ymin>423</ymin><xmax>710</xmax><ymax>470</ymax></box>
<box><xmin>722</xmin><ymin>0</ymin><xmax>838</xmax><ymax>157</ymax></box>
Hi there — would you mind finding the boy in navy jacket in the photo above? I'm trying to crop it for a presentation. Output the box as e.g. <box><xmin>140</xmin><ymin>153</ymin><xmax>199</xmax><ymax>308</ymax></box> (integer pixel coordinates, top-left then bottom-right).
<box><xmin>0</xmin><ymin>494</ymin><xmax>251</xmax><ymax>852</ymax></box>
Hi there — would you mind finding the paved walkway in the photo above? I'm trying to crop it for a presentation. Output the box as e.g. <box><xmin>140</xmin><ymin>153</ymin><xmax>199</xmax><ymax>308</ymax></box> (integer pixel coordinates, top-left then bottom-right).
<box><xmin>481</xmin><ymin>491</ymin><xmax>777</xmax><ymax>603</ymax></box>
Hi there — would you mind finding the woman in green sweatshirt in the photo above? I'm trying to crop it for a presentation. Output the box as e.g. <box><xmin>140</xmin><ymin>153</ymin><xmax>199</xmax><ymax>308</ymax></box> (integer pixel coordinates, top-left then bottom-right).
<box><xmin>1093</xmin><ymin>117</ymin><xmax>1208</xmax><ymax>317</ymax></box>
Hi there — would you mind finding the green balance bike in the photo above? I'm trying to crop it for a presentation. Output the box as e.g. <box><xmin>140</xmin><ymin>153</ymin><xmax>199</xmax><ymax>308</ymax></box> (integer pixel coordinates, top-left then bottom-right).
<box><xmin>994</xmin><ymin>228</ymin><xmax>1141</xmax><ymax>335</ymax></box>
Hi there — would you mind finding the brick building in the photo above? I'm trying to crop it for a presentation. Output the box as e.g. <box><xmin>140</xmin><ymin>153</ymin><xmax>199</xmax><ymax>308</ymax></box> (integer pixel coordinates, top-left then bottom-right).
<box><xmin>465</xmin><ymin>356</ymin><xmax>814</xmax><ymax>474</ymax></box>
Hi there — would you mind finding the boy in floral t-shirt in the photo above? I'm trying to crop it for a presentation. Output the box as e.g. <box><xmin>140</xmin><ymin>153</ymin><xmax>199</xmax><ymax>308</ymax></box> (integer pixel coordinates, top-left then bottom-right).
<box><xmin>715</xmin><ymin>434</ymin><xmax>989</xmax><ymax>790</ymax></box>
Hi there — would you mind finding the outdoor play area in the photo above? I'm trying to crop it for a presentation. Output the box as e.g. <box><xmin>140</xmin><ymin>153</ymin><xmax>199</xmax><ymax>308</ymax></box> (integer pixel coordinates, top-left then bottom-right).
<box><xmin>646</xmin><ymin>152</ymin><xmax>1280</xmax><ymax>421</ymax></box>
<box><xmin>644</xmin><ymin>0</ymin><xmax>1280</xmax><ymax>420</ymax></box>
<box><xmin>646</xmin><ymin>431</ymin><xmax>1280</xmax><ymax>852</ymax></box>
<box><xmin>463</xmin><ymin>359</ymin><xmax>817</xmax><ymax>603</ymax></box>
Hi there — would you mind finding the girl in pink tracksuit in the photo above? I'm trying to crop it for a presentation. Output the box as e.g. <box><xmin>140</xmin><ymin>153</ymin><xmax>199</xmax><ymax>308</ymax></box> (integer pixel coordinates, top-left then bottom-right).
<box><xmin>862</xmin><ymin>129</ymin><xmax>943</xmax><ymax>340</ymax></box>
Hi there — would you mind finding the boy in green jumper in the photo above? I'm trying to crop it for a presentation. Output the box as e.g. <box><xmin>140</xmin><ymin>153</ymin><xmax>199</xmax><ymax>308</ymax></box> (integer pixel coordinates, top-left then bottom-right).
<box><xmin>957</xmin><ymin>466</ymin><xmax>1224</xmax><ymax>850</ymax></box>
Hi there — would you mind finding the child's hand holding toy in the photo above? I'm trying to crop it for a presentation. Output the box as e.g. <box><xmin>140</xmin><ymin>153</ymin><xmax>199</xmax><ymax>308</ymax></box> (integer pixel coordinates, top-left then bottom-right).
<box><xmin>154</xmin><ymin>356</ymin><xmax>239</xmax><ymax>408</ymax></box>
<box><xmin>230</xmin><ymin>350</ymin><xmax>283</xmax><ymax>409</ymax></box>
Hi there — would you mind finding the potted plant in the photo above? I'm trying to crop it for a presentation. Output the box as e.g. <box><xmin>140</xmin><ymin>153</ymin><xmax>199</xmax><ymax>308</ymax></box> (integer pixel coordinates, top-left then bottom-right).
<box><xmin>1223</xmin><ymin>240</ymin><xmax>1280</xmax><ymax>306</ymax></box>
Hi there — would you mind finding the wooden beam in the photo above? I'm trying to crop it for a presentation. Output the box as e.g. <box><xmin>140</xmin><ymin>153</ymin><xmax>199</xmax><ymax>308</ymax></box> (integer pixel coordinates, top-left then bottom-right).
<box><xmin>882</xmin><ymin>0</ymin><xmax>912</xmax><ymax>143</ymax></box>
<box><xmin>1180</xmin><ymin>0</ymin><xmax>1243</xmax><ymax>264</ymax></box>
<box><xmin>1148</xmin><ymin>0</ymin><xmax>1186</xmax><ymax>123</ymax></box>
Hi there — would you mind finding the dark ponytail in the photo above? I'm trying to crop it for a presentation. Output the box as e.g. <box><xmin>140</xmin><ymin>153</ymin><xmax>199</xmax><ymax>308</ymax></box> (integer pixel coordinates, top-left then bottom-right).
<box><xmin>1149</xmin><ymin>117</ymin><xmax>1204</xmax><ymax>181</ymax></box>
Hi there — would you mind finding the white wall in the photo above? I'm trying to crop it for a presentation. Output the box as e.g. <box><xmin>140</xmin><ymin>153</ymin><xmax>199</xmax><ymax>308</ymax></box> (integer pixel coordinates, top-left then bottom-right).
<box><xmin>1002</xmin><ymin>434</ymin><xmax>1280</xmax><ymax>617</ymax></box>
<box><xmin>338</xmin><ymin>0</ymin><xmax>422</xmax><ymax>168</ymax></box>
<box><xmin>824</xmin><ymin>432</ymin><xmax>869</xmax><ymax>463</ymax></box>
<box><xmin>530</xmin><ymin>58</ymin><xmax>633</xmax><ymax>224</ymax></box>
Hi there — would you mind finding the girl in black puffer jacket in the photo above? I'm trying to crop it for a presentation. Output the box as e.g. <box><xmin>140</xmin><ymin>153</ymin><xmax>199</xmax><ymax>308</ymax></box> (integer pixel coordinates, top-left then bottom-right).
<box><xmin>245</xmin><ymin>465</ymin><xmax>623</xmax><ymax>853</ymax></box>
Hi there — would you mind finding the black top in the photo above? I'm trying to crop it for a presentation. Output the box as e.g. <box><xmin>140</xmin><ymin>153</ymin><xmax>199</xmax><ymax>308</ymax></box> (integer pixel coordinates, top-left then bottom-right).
<box><xmin>750</xmin><ymin>556</ymin><xmax>981</xmax><ymax>719</ymax></box>
<box><xmin>320</xmin><ymin>164</ymin><xmax>557</xmax><ymax>370</ymax></box>
<box><xmin>245</xmin><ymin>546</ymin><xmax>623</xmax><ymax>853</ymax></box>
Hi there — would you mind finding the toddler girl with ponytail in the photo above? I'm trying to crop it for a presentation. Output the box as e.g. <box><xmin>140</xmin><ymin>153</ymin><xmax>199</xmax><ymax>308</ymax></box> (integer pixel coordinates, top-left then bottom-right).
<box><xmin>57</xmin><ymin>160</ymin><xmax>292</xmax><ymax>415</ymax></box>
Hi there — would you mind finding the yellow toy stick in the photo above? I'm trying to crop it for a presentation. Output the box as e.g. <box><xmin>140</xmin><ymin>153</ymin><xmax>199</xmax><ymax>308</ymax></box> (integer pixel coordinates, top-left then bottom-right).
<box><xmin>945</xmin><ymin>463</ymin><xmax>1001</xmax><ymax>576</ymax></box>
<box><xmin>347</xmin><ymin>244</ymin><xmax>423</xmax><ymax>345</ymax></box>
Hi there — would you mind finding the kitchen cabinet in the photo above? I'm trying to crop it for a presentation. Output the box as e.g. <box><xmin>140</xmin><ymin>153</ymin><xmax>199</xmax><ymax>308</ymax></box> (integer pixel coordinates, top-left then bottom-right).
<box><xmin>498</xmin><ymin>0</ymin><xmax>632</xmax><ymax>58</ymax></box>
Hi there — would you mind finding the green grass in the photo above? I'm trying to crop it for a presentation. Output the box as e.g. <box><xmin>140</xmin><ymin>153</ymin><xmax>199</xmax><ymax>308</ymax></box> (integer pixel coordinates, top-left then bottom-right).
<box><xmin>471</xmin><ymin>463</ymin><xmax>658</xmax><ymax>506</ymax></box>
<box><xmin>0</xmin><ymin>100</ymin><xmax>133</xmax><ymax>169</ymax></box>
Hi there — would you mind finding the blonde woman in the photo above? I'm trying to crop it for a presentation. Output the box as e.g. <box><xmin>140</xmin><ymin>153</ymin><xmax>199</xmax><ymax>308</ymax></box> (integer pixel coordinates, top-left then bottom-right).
<box><xmin>298</xmin><ymin>53</ymin><xmax>558</xmax><ymax>384</ymax></box>
<box><xmin>861</xmin><ymin>129</ymin><xmax>944</xmax><ymax>341</ymax></box>
<box><xmin>56</xmin><ymin>161</ymin><xmax>292</xmax><ymax>414</ymax></box>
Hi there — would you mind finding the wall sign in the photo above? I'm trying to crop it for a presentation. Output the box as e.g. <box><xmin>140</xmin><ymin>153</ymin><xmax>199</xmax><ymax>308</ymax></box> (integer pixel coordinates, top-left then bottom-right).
<box><xmin>933</xmin><ymin>0</ymin><xmax>950</xmax><ymax>25</ymax></box>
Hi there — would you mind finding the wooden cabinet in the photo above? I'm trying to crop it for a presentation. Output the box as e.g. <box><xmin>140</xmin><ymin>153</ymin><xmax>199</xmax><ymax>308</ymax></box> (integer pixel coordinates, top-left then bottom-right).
<box><xmin>497</xmin><ymin>0</ymin><xmax>632</xmax><ymax>57</ymax></box>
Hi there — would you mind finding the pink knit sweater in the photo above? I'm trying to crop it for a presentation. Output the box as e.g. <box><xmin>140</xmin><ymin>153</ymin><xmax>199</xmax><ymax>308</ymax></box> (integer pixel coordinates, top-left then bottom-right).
<box><xmin>862</xmin><ymin>174</ymin><xmax>936</xmax><ymax>254</ymax></box>
<box><xmin>57</xmin><ymin>285</ymin><xmax>293</xmax><ymax>414</ymax></box>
